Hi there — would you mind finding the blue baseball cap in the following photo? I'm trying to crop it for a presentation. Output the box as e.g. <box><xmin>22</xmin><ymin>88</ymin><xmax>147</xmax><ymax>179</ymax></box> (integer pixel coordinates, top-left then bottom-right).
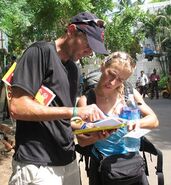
<box><xmin>70</xmin><ymin>12</ymin><xmax>108</xmax><ymax>55</ymax></box>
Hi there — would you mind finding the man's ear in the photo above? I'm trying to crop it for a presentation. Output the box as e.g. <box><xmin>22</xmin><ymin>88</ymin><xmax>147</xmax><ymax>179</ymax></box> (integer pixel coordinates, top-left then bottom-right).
<box><xmin>67</xmin><ymin>24</ymin><xmax>77</xmax><ymax>35</ymax></box>
<box><xmin>100</xmin><ymin>63</ymin><xmax>105</xmax><ymax>72</ymax></box>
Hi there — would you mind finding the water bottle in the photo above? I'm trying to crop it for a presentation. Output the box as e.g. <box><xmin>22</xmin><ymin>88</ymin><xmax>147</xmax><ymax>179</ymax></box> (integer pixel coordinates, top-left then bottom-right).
<box><xmin>112</xmin><ymin>126</ymin><xmax>127</xmax><ymax>144</ymax></box>
<box><xmin>124</xmin><ymin>112</ymin><xmax>140</xmax><ymax>152</ymax></box>
<box><xmin>120</xmin><ymin>93</ymin><xmax>141</xmax><ymax>152</ymax></box>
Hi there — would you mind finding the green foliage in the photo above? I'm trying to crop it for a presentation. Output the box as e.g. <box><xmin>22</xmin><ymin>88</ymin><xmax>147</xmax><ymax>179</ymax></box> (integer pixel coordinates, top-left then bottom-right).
<box><xmin>0</xmin><ymin>0</ymin><xmax>114</xmax><ymax>56</ymax></box>
<box><xmin>158</xmin><ymin>73</ymin><xmax>169</xmax><ymax>89</ymax></box>
<box><xmin>143</xmin><ymin>5</ymin><xmax>171</xmax><ymax>76</ymax></box>
<box><xmin>105</xmin><ymin>5</ymin><xmax>149</xmax><ymax>58</ymax></box>
<box><xmin>151</xmin><ymin>0</ymin><xmax>168</xmax><ymax>2</ymax></box>
<box><xmin>0</xmin><ymin>0</ymin><xmax>34</xmax><ymax>54</ymax></box>
<box><xmin>0</xmin><ymin>0</ymin><xmax>170</xmax><ymax>74</ymax></box>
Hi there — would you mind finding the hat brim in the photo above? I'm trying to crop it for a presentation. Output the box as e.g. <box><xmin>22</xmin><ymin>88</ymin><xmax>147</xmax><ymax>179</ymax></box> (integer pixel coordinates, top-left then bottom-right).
<box><xmin>86</xmin><ymin>34</ymin><xmax>109</xmax><ymax>55</ymax></box>
<box><xmin>76</xmin><ymin>23</ymin><xmax>108</xmax><ymax>55</ymax></box>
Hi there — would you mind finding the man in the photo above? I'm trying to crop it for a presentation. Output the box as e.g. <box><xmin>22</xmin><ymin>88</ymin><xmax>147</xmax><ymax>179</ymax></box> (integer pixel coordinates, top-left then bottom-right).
<box><xmin>8</xmin><ymin>12</ymin><xmax>108</xmax><ymax>185</ymax></box>
<box><xmin>137</xmin><ymin>70</ymin><xmax>149</xmax><ymax>98</ymax></box>
<box><xmin>149</xmin><ymin>68</ymin><xmax>160</xmax><ymax>99</ymax></box>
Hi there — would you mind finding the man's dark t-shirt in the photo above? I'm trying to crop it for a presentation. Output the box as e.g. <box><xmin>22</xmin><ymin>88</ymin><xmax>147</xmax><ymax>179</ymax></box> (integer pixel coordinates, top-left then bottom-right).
<box><xmin>11</xmin><ymin>41</ymin><xmax>79</xmax><ymax>166</ymax></box>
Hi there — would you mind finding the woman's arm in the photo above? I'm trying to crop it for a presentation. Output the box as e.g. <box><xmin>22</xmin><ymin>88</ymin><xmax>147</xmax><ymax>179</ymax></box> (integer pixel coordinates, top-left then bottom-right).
<box><xmin>127</xmin><ymin>88</ymin><xmax>159</xmax><ymax>131</ymax></box>
<box><xmin>77</xmin><ymin>131</ymin><xmax>111</xmax><ymax>147</ymax></box>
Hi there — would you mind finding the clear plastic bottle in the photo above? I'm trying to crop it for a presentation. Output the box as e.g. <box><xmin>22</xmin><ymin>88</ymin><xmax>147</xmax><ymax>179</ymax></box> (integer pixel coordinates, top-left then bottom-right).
<box><xmin>112</xmin><ymin>126</ymin><xmax>127</xmax><ymax>144</ymax></box>
<box><xmin>120</xmin><ymin>92</ymin><xmax>141</xmax><ymax>152</ymax></box>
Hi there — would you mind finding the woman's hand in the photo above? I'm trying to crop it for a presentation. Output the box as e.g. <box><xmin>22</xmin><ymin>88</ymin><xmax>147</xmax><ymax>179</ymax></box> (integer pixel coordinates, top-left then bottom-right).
<box><xmin>76</xmin><ymin>129</ymin><xmax>115</xmax><ymax>147</ymax></box>
<box><xmin>127</xmin><ymin>120</ymin><xmax>140</xmax><ymax>131</ymax></box>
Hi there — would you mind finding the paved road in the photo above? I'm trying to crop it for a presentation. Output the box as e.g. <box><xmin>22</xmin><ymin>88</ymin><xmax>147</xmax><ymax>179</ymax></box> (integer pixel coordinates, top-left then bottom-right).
<box><xmin>79</xmin><ymin>98</ymin><xmax>171</xmax><ymax>185</ymax></box>
<box><xmin>145</xmin><ymin>98</ymin><xmax>171</xmax><ymax>185</ymax></box>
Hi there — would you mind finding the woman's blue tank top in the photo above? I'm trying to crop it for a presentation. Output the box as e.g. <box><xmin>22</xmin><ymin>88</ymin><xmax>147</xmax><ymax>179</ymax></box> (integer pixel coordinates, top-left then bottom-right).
<box><xmin>93</xmin><ymin>126</ymin><xmax>128</xmax><ymax>157</ymax></box>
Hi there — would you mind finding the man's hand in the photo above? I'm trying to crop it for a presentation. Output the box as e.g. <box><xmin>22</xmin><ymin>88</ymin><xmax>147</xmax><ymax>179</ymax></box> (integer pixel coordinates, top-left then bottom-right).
<box><xmin>77</xmin><ymin>104</ymin><xmax>106</xmax><ymax>122</ymax></box>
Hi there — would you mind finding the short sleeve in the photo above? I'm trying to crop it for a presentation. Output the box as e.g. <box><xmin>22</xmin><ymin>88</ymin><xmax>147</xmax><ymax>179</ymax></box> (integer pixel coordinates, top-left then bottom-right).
<box><xmin>12</xmin><ymin>44</ymin><xmax>47</xmax><ymax>96</ymax></box>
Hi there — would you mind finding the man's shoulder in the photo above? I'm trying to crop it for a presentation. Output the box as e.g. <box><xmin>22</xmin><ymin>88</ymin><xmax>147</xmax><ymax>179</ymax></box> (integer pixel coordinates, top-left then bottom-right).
<box><xmin>26</xmin><ymin>41</ymin><xmax>56</xmax><ymax>57</ymax></box>
<box><xmin>30</xmin><ymin>41</ymin><xmax>53</xmax><ymax>49</ymax></box>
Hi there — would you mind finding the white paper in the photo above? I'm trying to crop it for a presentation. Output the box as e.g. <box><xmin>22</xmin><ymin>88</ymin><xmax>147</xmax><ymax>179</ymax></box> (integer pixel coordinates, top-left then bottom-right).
<box><xmin>123</xmin><ymin>128</ymin><xmax>151</xmax><ymax>139</ymax></box>
<box><xmin>94</xmin><ymin>117</ymin><xmax>123</xmax><ymax>127</ymax></box>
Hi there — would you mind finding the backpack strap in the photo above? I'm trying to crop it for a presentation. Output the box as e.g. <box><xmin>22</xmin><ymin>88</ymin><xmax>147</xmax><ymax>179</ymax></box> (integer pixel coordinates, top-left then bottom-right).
<box><xmin>86</xmin><ymin>88</ymin><xmax>96</xmax><ymax>105</ymax></box>
<box><xmin>156</xmin><ymin>148</ymin><xmax>164</xmax><ymax>185</ymax></box>
<box><xmin>140</xmin><ymin>137</ymin><xmax>164</xmax><ymax>185</ymax></box>
<box><xmin>75</xmin><ymin>144</ymin><xmax>93</xmax><ymax>177</ymax></box>
<box><xmin>142</xmin><ymin>149</ymin><xmax>149</xmax><ymax>176</ymax></box>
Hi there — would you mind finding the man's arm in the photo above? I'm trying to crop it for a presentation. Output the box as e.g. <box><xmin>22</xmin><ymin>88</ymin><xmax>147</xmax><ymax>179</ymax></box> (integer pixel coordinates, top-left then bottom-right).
<box><xmin>10</xmin><ymin>87</ymin><xmax>73</xmax><ymax>121</ymax></box>
<box><xmin>10</xmin><ymin>87</ymin><xmax>106</xmax><ymax>122</ymax></box>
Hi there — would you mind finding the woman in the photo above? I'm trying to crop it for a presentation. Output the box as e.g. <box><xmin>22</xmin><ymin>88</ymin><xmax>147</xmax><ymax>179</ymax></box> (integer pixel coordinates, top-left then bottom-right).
<box><xmin>75</xmin><ymin>51</ymin><xmax>159</xmax><ymax>185</ymax></box>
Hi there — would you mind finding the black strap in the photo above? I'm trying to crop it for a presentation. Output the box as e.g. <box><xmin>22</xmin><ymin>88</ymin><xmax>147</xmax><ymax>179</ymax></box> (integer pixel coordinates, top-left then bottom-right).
<box><xmin>86</xmin><ymin>88</ymin><xmax>96</xmax><ymax>104</ymax></box>
<box><xmin>156</xmin><ymin>148</ymin><xmax>164</xmax><ymax>185</ymax></box>
<box><xmin>142</xmin><ymin>150</ymin><xmax>149</xmax><ymax>176</ymax></box>
<box><xmin>140</xmin><ymin>137</ymin><xmax>164</xmax><ymax>185</ymax></box>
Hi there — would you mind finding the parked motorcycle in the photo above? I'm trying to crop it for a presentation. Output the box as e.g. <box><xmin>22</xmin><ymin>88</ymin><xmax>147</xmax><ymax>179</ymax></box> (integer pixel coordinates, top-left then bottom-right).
<box><xmin>161</xmin><ymin>78</ymin><xmax>171</xmax><ymax>98</ymax></box>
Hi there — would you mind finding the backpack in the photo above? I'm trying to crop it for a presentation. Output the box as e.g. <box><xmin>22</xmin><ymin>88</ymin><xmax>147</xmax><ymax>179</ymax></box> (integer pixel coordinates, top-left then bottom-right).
<box><xmin>76</xmin><ymin>70</ymin><xmax>164</xmax><ymax>185</ymax></box>
<box><xmin>140</xmin><ymin>136</ymin><xmax>164</xmax><ymax>185</ymax></box>
<box><xmin>83</xmin><ymin>69</ymin><xmax>101</xmax><ymax>94</ymax></box>
<box><xmin>76</xmin><ymin>136</ymin><xmax>164</xmax><ymax>185</ymax></box>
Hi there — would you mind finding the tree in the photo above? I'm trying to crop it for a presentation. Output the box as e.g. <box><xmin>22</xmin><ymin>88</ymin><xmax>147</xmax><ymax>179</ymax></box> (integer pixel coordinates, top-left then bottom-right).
<box><xmin>150</xmin><ymin>0</ymin><xmax>169</xmax><ymax>2</ymax></box>
<box><xmin>143</xmin><ymin>5</ymin><xmax>171</xmax><ymax>75</ymax></box>
<box><xmin>105</xmin><ymin>5</ymin><xmax>149</xmax><ymax>58</ymax></box>
<box><xmin>0</xmin><ymin>0</ymin><xmax>114</xmax><ymax>56</ymax></box>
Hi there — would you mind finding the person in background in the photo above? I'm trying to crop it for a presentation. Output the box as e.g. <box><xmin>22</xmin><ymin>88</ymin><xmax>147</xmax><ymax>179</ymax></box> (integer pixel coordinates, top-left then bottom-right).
<box><xmin>8</xmin><ymin>12</ymin><xmax>108</xmax><ymax>185</ymax></box>
<box><xmin>136</xmin><ymin>70</ymin><xmax>149</xmax><ymax>98</ymax></box>
<box><xmin>76</xmin><ymin>51</ymin><xmax>159</xmax><ymax>185</ymax></box>
<box><xmin>149</xmin><ymin>68</ymin><xmax>160</xmax><ymax>99</ymax></box>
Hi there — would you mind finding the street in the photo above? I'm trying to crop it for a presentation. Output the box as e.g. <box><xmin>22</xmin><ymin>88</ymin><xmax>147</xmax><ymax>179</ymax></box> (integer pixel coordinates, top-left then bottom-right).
<box><xmin>144</xmin><ymin>98</ymin><xmax>171</xmax><ymax>185</ymax></box>
<box><xmin>79</xmin><ymin>98</ymin><xmax>171</xmax><ymax>185</ymax></box>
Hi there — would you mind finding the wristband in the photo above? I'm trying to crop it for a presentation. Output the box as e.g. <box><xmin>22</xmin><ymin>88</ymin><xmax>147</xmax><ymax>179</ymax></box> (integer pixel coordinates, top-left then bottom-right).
<box><xmin>80</xmin><ymin>122</ymin><xmax>87</xmax><ymax>129</ymax></box>
<box><xmin>73</xmin><ymin>107</ymin><xmax>78</xmax><ymax>117</ymax></box>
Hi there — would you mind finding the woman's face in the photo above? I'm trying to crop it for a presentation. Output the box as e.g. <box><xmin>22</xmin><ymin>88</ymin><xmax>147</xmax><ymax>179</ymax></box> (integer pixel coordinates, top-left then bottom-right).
<box><xmin>99</xmin><ymin>63</ymin><xmax>131</xmax><ymax>93</ymax></box>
